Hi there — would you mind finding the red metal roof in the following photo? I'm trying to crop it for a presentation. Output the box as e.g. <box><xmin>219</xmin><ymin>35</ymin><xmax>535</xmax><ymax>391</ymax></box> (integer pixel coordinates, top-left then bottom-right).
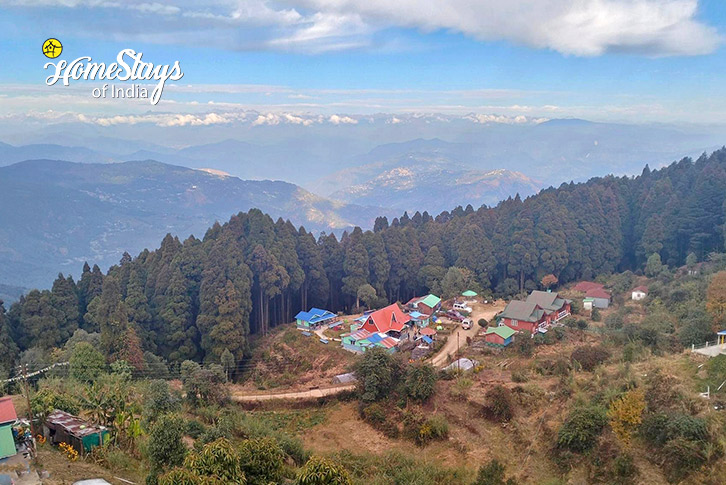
<box><xmin>419</xmin><ymin>327</ymin><xmax>437</xmax><ymax>336</ymax></box>
<box><xmin>0</xmin><ymin>397</ymin><xmax>17</xmax><ymax>424</ymax></box>
<box><xmin>585</xmin><ymin>288</ymin><xmax>611</xmax><ymax>299</ymax></box>
<box><xmin>46</xmin><ymin>410</ymin><xmax>107</xmax><ymax>438</ymax></box>
<box><xmin>633</xmin><ymin>286</ymin><xmax>649</xmax><ymax>293</ymax></box>
<box><xmin>573</xmin><ymin>281</ymin><xmax>604</xmax><ymax>292</ymax></box>
<box><xmin>364</xmin><ymin>303</ymin><xmax>410</xmax><ymax>333</ymax></box>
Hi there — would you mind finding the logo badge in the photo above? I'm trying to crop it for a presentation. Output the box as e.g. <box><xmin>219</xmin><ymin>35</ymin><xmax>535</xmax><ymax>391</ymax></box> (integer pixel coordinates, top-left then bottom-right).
<box><xmin>42</xmin><ymin>38</ymin><xmax>62</xmax><ymax>59</ymax></box>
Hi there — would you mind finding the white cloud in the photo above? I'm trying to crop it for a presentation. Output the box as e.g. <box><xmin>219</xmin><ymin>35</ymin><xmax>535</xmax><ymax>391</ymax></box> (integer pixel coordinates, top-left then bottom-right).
<box><xmin>2</xmin><ymin>0</ymin><xmax>718</xmax><ymax>56</ymax></box>
<box><xmin>293</xmin><ymin>0</ymin><xmax>721</xmax><ymax>56</ymax></box>
<box><xmin>328</xmin><ymin>114</ymin><xmax>358</xmax><ymax>124</ymax></box>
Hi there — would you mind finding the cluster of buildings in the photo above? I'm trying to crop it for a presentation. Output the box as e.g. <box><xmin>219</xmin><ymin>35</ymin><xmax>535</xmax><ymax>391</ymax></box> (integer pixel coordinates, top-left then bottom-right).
<box><xmin>495</xmin><ymin>290</ymin><xmax>572</xmax><ymax>337</ymax></box>
<box><xmin>295</xmin><ymin>292</ymin><xmax>450</xmax><ymax>354</ymax></box>
<box><xmin>573</xmin><ymin>281</ymin><xmax>611</xmax><ymax>310</ymax></box>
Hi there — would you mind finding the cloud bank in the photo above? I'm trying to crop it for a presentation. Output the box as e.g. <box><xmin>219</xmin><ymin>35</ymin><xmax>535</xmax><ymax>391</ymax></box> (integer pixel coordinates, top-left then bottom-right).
<box><xmin>1</xmin><ymin>0</ymin><xmax>720</xmax><ymax>56</ymax></box>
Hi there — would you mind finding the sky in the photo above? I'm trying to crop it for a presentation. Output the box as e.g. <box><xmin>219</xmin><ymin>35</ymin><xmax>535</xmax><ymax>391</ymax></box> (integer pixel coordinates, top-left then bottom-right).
<box><xmin>0</xmin><ymin>0</ymin><xmax>725</xmax><ymax>127</ymax></box>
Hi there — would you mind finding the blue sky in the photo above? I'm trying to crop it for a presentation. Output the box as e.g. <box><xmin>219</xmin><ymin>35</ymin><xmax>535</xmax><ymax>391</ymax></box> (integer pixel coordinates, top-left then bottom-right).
<box><xmin>0</xmin><ymin>0</ymin><xmax>725</xmax><ymax>125</ymax></box>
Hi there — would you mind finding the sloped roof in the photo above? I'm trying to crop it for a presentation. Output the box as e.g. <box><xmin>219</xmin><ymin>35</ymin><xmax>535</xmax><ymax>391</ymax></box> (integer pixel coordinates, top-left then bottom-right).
<box><xmin>526</xmin><ymin>290</ymin><xmax>568</xmax><ymax>312</ymax></box>
<box><xmin>295</xmin><ymin>307</ymin><xmax>336</xmax><ymax>324</ymax></box>
<box><xmin>573</xmin><ymin>281</ymin><xmax>604</xmax><ymax>292</ymax></box>
<box><xmin>347</xmin><ymin>328</ymin><xmax>373</xmax><ymax>341</ymax></box>
<box><xmin>462</xmin><ymin>290</ymin><xmax>478</xmax><ymax>297</ymax></box>
<box><xmin>485</xmin><ymin>326</ymin><xmax>516</xmax><ymax>339</ymax></box>
<box><xmin>0</xmin><ymin>397</ymin><xmax>17</xmax><ymax>425</ymax></box>
<box><xmin>364</xmin><ymin>303</ymin><xmax>410</xmax><ymax>333</ymax></box>
<box><xmin>585</xmin><ymin>288</ymin><xmax>611</xmax><ymax>299</ymax></box>
<box><xmin>419</xmin><ymin>327</ymin><xmax>437</xmax><ymax>336</ymax></box>
<box><xmin>632</xmin><ymin>286</ymin><xmax>649</xmax><ymax>293</ymax></box>
<box><xmin>499</xmin><ymin>301</ymin><xmax>544</xmax><ymax>322</ymax></box>
<box><xmin>46</xmin><ymin>410</ymin><xmax>107</xmax><ymax>438</ymax></box>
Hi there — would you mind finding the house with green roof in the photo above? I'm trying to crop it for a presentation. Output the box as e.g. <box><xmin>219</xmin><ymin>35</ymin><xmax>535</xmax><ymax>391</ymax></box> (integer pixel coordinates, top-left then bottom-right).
<box><xmin>406</xmin><ymin>294</ymin><xmax>442</xmax><ymax>315</ymax></box>
<box><xmin>484</xmin><ymin>326</ymin><xmax>516</xmax><ymax>347</ymax></box>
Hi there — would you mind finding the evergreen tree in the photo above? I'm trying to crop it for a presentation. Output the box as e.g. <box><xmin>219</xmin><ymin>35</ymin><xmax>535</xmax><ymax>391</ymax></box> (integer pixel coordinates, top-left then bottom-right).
<box><xmin>51</xmin><ymin>273</ymin><xmax>79</xmax><ymax>344</ymax></box>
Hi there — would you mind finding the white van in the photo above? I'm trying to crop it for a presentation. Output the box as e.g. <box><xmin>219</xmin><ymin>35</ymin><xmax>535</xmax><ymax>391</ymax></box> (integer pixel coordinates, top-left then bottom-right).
<box><xmin>461</xmin><ymin>318</ymin><xmax>472</xmax><ymax>330</ymax></box>
<box><xmin>453</xmin><ymin>301</ymin><xmax>472</xmax><ymax>313</ymax></box>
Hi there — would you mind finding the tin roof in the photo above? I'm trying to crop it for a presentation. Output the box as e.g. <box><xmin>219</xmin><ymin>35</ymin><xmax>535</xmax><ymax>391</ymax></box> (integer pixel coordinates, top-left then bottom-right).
<box><xmin>0</xmin><ymin>397</ymin><xmax>17</xmax><ymax>425</ymax></box>
<box><xmin>46</xmin><ymin>410</ymin><xmax>107</xmax><ymax>438</ymax></box>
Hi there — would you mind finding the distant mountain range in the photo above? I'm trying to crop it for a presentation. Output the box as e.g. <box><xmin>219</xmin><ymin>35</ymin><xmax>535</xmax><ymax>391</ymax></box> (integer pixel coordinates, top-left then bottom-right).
<box><xmin>0</xmin><ymin>159</ymin><xmax>390</xmax><ymax>289</ymax></box>
<box><xmin>323</xmin><ymin>154</ymin><xmax>541</xmax><ymax>214</ymax></box>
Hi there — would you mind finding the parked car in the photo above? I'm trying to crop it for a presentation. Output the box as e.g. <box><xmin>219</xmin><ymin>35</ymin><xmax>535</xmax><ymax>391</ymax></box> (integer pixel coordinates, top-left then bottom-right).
<box><xmin>453</xmin><ymin>301</ymin><xmax>472</xmax><ymax>313</ymax></box>
<box><xmin>462</xmin><ymin>318</ymin><xmax>472</xmax><ymax>330</ymax></box>
<box><xmin>446</xmin><ymin>310</ymin><xmax>464</xmax><ymax>322</ymax></box>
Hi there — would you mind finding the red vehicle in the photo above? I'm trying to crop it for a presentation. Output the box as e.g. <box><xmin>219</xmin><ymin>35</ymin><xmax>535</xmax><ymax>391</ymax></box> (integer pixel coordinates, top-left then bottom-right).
<box><xmin>447</xmin><ymin>310</ymin><xmax>465</xmax><ymax>322</ymax></box>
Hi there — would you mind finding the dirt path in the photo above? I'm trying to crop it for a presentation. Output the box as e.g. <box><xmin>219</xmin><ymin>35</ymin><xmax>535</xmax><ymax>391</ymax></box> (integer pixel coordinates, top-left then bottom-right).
<box><xmin>231</xmin><ymin>384</ymin><xmax>356</xmax><ymax>402</ymax></box>
<box><xmin>429</xmin><ymin>300</ymin><xmax>505</xmax><ymax>368</ymax></box>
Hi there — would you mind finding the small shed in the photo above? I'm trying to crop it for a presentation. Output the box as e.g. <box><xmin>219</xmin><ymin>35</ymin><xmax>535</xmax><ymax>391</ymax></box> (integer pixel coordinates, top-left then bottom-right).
<box><xmin>0</xmin><ymin>397</ymin><xmax>17</xmax><ymax>459</ymax></box>
<box><xmin>583</xmin><ymin>297</ymin><xmax>594</xmax><ymax>311</ymax></box>
<box><xmin>631</xmin><ymin>286</ymin><xmax>648</xmax><ymax>301</ymax></box>
<box><xmin>44</xmin><ymin>410</ymin><xmax>109</xmax><ymax>455</ymax></box>
<box><xmin>484</xmin><ymin>326</ymin><xmax>516</xmax><ymax>347</ymax></box>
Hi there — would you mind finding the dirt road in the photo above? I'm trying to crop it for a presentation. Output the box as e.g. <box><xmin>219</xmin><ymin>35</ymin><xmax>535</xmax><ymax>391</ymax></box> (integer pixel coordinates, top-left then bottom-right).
<box><xmin>231</xmin><ymin>384</ymin><xmax>356</xmax><ymax>402</ymax></box>
<box><xmin>429</xmin><ymin>300</ymin><xmax>505</xmax><ymax>368</ymax></box>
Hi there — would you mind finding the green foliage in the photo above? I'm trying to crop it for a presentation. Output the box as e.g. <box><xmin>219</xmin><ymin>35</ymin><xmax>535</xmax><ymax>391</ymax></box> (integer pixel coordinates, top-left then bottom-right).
<box><xmin>472</xmin><ymin>459</ymin><xmax>517</xmax><ymax>485</ymax></box>
<box><xmin>402</xmin><ymin>409</ymin><xmax>449</xmax><ymax>446</ymax></box>
<box><xmin>404</xmin><ymin>364</ymin><xmax>437</xmax><ymax>403</ymax></box>
<box><xmin>110</xmin><ymin>359</ymin><xmax>134</xmax><ymax>380</ymax></box>
<box><xmin>70</xmin><ymin>341</ymin><xmax>106</xmax><ymax>382</ymax></box>
<box><xmin>143</xmin><ymin>379</ymin><xmax>181</xmax><ymax>424</ymax></box>
<box><xmin>353</xmin><ymin>347</ymin><xmax>398</xmax><ymax>403</ymax></box>
<box><xmin>590</xmin><ymin>308</ymin><xmax>601</xmax><ymax>322</ymax></box>
<box><xmin>557</xmin><ymin>405</ymin><xmax>608</xmax><ymax>453</ymax></box>
<box><xmin>147</xmin><ymin>414</ymin><xmax>187</xmax><ymax>471</ymax></box>
<box><xmin>238</xmin><ymin>437</ymin><xmax>285</xmax><ymax>485</ymax></box>
<box><xmin>295</xmin><ymin>456</ymin><xmax>352</xmax><ymax>485</ymax></box>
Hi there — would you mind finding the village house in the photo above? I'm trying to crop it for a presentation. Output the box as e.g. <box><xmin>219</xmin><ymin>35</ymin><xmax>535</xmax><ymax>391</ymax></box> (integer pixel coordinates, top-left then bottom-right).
<box><xmin>484</xmin><ymin>326</ymin><xmax>516</xmax><ymax>347</ymax></box>
<box><xmin>360</xmin><ymin>303</ymin><xmax>411</xmax><ymax>339</ymax></box>
<box><xmin>44</xmin><ymin>410</ymin><xmax>110</xmax><ymax>455</ymax></box>
<box><xmin>631</xmin><ymin>286</ymin><xmax>649</xmax><ymax>301</ymax></box>
<box><xmin>585</xmin><ymin>287</ymin><xmax>611</xmax><ymax>309</ymax></box>
<box><xmin>497</xmin><ymin>290</ymin><xmax>571</xmax><ymax>335</ymax></box>
<box><xmin>573</xmin><ymin>281</ymin><xmax>605</xmax><ymax>293</ymax></box>
<box><xmin>340</xmin><ymin>328</ymin><xmax>399</xmax><ymax>353</ymax></box>
<box><xmin>294</xmin><ymin>307</ymin><xmax>337</xmax><ymax>329</ymax></box>
<box><xmin>406</xmin><ymin>294</ymin><xmax>442</xmax><ymax>315</ymax></box>
<box><xmin>0</xmin><ymin>397</ymin><xmax>17</xmax><ymax>460</ymax></box>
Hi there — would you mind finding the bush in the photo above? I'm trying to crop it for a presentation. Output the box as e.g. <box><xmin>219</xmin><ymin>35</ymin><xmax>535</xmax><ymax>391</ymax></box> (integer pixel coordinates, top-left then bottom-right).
<box><xmin>353</xmin><ymin>347</ymin><xmax>399</xmax><ymax>403</ymax></box>
<box><xmin>147</xmin><ymin>414</ymin><xmax>187</xmax><ymax>471</ymax></box>
<box><xmin>361</xmin><ymin>403</ymin><xmax>399</xmax><ymax>438</ymax></box>
<box><xmin>404</xmin><ymin>364</ymin><xmax>437</xmax><ymax>403</ymax></box>
<box><xmin>591</xmin><ymin>308</ymin><xmax>601</xmax><ymax>322</ymax></box>
<box><xmin>402</xmin><ymin>409</ymin><xmax>448</xmax><ymax>446</ymax></box>
<box><xmin>185</xmin><ymin>420</ymin><xmax>206</xmax><ymax>439</ymax></box>
<box><xmin>238</xmin><ymin>437</ymin><xmax>285</xmax><ymax>485</ymax></box>
<box><xmin>557</xmin><ymin>405</ymin><xmax>608</xmax><ymax>452</ymax></box>
<box><xmin>450</xmin><ymin>378</ymin><xmax>473</xmax><ymax>401</ymax></box>
<box><xmin>640</xmin><ymin>412</ymin><xmax>707</xmax><ymax>447</ymax></box>
<box><xmin>482</xmin><ymin>385</ymin><xmax>514</xmax><ymax>423</ymax></box>
<box><xmin>570</xmin><ymin>345</ymin><xmax>610</xmax><ymax>371</ymax></box>
<box><xmin>473</xmin><ymin>459</ymin><xmax>517</xmax><ymax>485</ymax></box>
<box><xmin>296</xmin><ymin>456</ymin><xmax>352</xmax><ymax>485</ymax></box>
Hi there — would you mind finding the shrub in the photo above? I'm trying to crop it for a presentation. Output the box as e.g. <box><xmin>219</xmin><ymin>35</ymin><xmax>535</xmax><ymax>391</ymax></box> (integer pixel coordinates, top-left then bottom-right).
<box><xmin>69</xmin><ymin>342</ymin><xmax>106</xmax><ymax>382</ymax></box>
<box><xmin>402</xmin><ymin>409</ymin><xmax>448</xmax><ymax>446</ymax></box>
<box><xmin>612</xmin><ymin>453</ymin><xmax>638</xmax><ymax>482</ymax></box>
<box><xmin>353</xmin><ymin>347</ymin><xmax>399</xmax><ymax>403</ymax></box>
<box><xmin>404</xmin><ymin>364</ymin><xmax>437</xmax><ymax>403</ymax></box>
<box><xmin>557</xmin><ymin>405</ymin><xmax>608</xmax><ymax>453</ymax></box>
<box><xmin>238</xmin><ymin>437</ymin><xmax>285</xmax><ymax>485</ymax></box>
<box><xmin>640</xmin><ymin>412</ymin><xmax>707</xmax><ymax>447</ymax></box>
<box><xmin>482</xmin><ymin>385</ymin><xmax>514</xmax><ymax>423</ymax></box>
<box><xmin>607</xmin><ymin>389</ymin><xmax>645</xmax><ymax>447</ymax></box>
<box><xmin>511</xmin><ymin>370</ymin><xmax>529</xmax><ymax>383</ymax></box>
<box><xmin>591</xmin><ymin>308</ymin><xmax>601</xmax><ymax>322</ymax></box>
<box><xmin>450</xmin><ymin>378</ymin><xmax>473</xmax><ymax>401</ymax></box>
<box><xmin>296</xmin><ymin>456</ymin><xmax>352</xmax><ymax>485</ymax></box>
<box><xmin>473</xmin><ymin>459</ymin><xmax>517</xmax><ymax>485</ymax></box>
<box><xmin>570</xmin><ymin>345</ymin><xmax>610</xmax><ymax>371</ymax></box>
<box><xmin>185</xmin><ymin>419</ymin><xmax>206</xmax><ymax>439</ymax></box>
<box><xmin>361</xmin><ymin>403</ymin><xmax>399</xmax><ymax>438</ymax></box>
<box><xmin>147</xmin><ymin>414</ymin><xmax>187</xmax><ymax>471</ymax></box>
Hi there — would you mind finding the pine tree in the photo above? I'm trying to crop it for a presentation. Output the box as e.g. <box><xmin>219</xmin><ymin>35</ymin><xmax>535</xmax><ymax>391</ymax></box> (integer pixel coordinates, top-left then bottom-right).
<box><xmin>51</xmin><ymin>273</ymin><xmax>79</xmax><ymax>344</ymax></box>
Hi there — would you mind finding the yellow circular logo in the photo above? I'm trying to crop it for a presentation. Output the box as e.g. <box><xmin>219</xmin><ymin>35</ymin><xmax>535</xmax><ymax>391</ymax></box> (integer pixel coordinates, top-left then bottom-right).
<box><xmin>42</xmin><ymin>38</ymin><xmax>62</xmax><ymax>59</ymax></box>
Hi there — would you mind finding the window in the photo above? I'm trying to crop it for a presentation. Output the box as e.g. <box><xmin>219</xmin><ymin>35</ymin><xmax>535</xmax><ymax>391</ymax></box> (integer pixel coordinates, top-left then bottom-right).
<box><xmin>510</xmin><ymin>319</ymin><xmax>518</xmax><ymax>327</ymax></box>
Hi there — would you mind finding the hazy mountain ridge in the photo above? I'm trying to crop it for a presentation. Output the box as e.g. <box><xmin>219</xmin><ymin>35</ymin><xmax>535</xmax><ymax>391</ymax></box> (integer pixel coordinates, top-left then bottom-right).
<box><xmin>0</xmin><ymin>159</ymin><xmax>391</xmax><ymax>289</ymax></box>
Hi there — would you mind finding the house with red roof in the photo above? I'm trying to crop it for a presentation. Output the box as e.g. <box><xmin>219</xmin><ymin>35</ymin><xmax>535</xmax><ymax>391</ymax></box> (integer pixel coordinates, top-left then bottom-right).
<box><xmin>573</xmin><ymin>281</ymin><xmax>605</xmax><ymax>293</ymax></box>
<box><xmin>0</xmin><ymin>397</ymin><xmax>17</xmax><ymax>459</ymax></box>
<box><xmin>360</xmin><ymin>303</ymin><xmax>411</xmax><ymax>339</ymax></box>
<box><xmin>584</xmin><ymin>287</ymin><xmax>611</xmax><ymax>309</ymax></box>
<box><xmin>631</xmin><ymin>286</ymin><xmax>649</xmax><ymax>301</ymax></box>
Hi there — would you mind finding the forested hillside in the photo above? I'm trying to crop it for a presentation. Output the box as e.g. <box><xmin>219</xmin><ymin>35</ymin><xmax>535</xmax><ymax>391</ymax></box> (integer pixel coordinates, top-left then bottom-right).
<box><xmin>1</xmin><ymin>149</ymin><xmax>725</xmax><ymax>370</ymax></box>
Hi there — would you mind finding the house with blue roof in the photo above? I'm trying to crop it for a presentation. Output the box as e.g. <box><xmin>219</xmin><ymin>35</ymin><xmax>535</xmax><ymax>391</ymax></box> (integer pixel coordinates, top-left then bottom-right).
<box><xmin>295</xmin><ymin>307</ymin><xmax>337</xmax><ymax>329</ymax></box>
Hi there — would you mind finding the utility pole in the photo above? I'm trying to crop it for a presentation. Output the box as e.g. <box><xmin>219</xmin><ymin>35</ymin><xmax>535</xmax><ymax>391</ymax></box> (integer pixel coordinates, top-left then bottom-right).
<box><xmin>21</xmin><ymin>365</ymin><xmax>37</xmax><ymax>448</ymax></box>
<box><xmin>457</xmin><ymin>331</ymin><xmax>460</xmax><ymax>373</ymax></box>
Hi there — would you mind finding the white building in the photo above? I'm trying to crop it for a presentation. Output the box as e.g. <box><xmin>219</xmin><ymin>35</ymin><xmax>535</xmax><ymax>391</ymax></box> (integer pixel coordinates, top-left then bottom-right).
<box><xmin>631</xmin><ymin>286</ymin><xmax>648</xmax><ymax>301</ymax></box>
